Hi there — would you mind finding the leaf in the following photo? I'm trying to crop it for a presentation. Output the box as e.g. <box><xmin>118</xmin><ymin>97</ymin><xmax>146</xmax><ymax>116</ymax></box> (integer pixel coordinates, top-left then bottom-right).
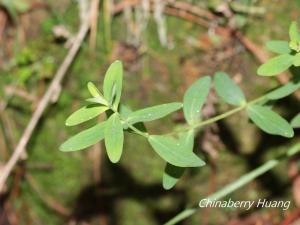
<box><xmin>246</xmin><ymin>105</ymin><xmax>294</xmax><ymax>138</ymax></box>
<box><xmin>87</xmin><ymin>82</ymin><xmax>101</xmax><ymax>97</ymax></box>
<box><xmin>266</xmin><ymin>40</ymin><xmax>291</xmax><ymax>54</ymax></box>
<box><xmin>214</xmin><ymin>72</ymin><xmax>246</xmax><ymax>106</ymax></box>
<box><xmin>289</xmin><ymin>21</ymin><xmax>300</xmax><ymax>43</ymax></box>
<box><xmin>163</xmin><ymin>164</ymin><xmax>185</xmax><ymax>190</ymax></box>
<box><xmin>257</xmin><ymin>54</ymin><xmax>294</xmax><ymax>76</ymax></box>
<box><xmin>119</xmin><ymin>104</ymin><xmax>132</xmax><ymax>120</ymax></box>
<box><xmin>60</xmin><ymin>122</ymin><xmax>106</xmax><ymax>152</ymax></box>
<box><xmin>293</xmin><ymin>53</ymin><xmax>300</xmax><ymax>66</ymax></box>
<box><xmin>126</xmin><ymin>102</ymin><xmax>182</xmax><ymax>125</ymax></box>
<box><xmin>86</xmin><ymin>96</ymin><xmax>108</xmax><ymax>106</ymax></box>
<box><xmin>65</xmin><ymin>105</ymin><xmax>108</xmax><ymax>126</ymax></box>
<box><xmin>266</xmin><ymin>81</ymin><xmax>300</xmax><ymax>100</ymax></box>
<box><xmin>183</xmin><ymin>76</ymin><xmax>211</xmax><ymax>125</ymax></box>
<box><xmin>291</xmin><ymin>112</ymin><xmax>300</xmax><ymax>128</ymax></box>
<box><xmin>103</xmin><ymin>60</ymin><xmax>123</xmax><ymax>109</ymax></box>
<box><xmin>162</xmin><ymin>130</ymin><xmax>195</xmax><ymax>190</ymax></box>
<box><xmin>148</xmin><ymin>135</ymin><xmax>205</xmax><ymax>167</ymax></box>
<box><xmin>104</xmin><ymin>113</ymin><xmax>124</xmax><ymax>163</ymax></box>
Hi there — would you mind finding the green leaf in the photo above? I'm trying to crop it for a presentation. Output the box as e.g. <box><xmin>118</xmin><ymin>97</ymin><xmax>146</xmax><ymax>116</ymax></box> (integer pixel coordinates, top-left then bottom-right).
<box><xmin>162</xmin><ymin>130</ymin><xmax>195</xmax><ymax>190</ymax></box>
<box><xmin>293</xmin><ymin>53</ymin><xmax>300</xmax><ymax>66</ymax></box>
<box><xmin>266</xmin><ymin>40</ymin><xmax>291</xmax><ymax>54</ymax></box>
<box><xmin>60</xmin><ymin>122</ymin><xmax>106</xmax><ymax>152</ymax></box>
<box><xmin>214</xmin><ymin>72</ymin><xmax>246</xmax><ymax>106</ymax></box>
<box><xmin>148</xmin><ymin>135</ymin><xmax>205</xmax><ymax>167</ymax></box>
<box><xmin>289</xmin><ymin>21</ymin><xmax>300</xmax><ymax>43</ymax></box>
<box><xmin>257</xmin><ymin>54</ymin><xmax>294</xmax><ymax>76</ymax></box>
<box><xmin>246</xmin><ymin>105</ymin><xmax>294</xmax><ymax>138</ymax></box>
<box><xmin>119</xmin><ymin>104</ymin><xmax>132</xmax><ymax>120</ymax></box>
<box><xmin>87</xmin><ymin>82</ymin><xmax>101</xmax><ymax>97</ymax></box>
<box><xmin>163</xmin><ymin>164</ymin><xmax>185</xmax><ymax>190</ymax></box>
<box><xmin>65</xmin><ymin>105</ymin><xmax>108</xmax><ymax>126</ymax></box>
<box><xmin>126</xmin><ymin>102</ymin><xmax>182</xmax><ymax>125</ymax></box>
<box><xmin>86</xmin><ymin>96</ymin><xmax>108</xmax><ymax>106</ymax></box>
<box><xmin>291</xmin><ymin>112</ymin><xmax>300</xmax><ymax>128</ymax></box>
<box><xmin>104</xmin><ymin>113</ymin><xmax>124</xmax><ymax>163</ymax></box>
<box><xmin>266</xmin><ymin>81</ymin><xmax>300</xmax><ymax>100</ymax></box>
<box><xmin>103</xmin><ymin>60</ymin><xmax>123</xmax><ymax>109</ymax></box>
<box><xmin>183</xmin><ymin>76</ymin><xmax>211</xmax><ymax>125</ymax></box>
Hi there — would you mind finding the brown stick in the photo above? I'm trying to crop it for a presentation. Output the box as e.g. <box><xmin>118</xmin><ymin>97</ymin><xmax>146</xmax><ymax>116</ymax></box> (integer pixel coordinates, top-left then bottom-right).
<box><xmin>89</xmin><ymin>0</ymin><xmax>101</xmax><ymax>49</ymax></box>
<box><xmin>0</xmin><ymin>11</ymin><xmax>91</xmax><ymax>192</ymax></box>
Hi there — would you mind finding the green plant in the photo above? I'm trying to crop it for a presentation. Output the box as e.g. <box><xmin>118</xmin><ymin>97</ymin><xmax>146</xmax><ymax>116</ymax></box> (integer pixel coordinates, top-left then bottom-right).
<box><xmin>60</xmin><ymin>21</ymin><xmax>300</xmax><ymax>224</ymax></box>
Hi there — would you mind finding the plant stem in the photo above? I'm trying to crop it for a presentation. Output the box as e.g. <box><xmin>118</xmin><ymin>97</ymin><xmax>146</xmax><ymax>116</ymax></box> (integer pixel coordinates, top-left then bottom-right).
<box><xmin>110</xmin><ymin>107</ymin><xmax>149</xmax><ymax>138</ymax></box>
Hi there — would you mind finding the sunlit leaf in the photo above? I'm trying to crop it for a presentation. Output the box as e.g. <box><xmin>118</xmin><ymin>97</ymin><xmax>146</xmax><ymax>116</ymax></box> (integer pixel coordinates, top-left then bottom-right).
<box><xmin>289</xmin><ymin>21</ymin><xmax>300</xmax><ymax>43</ymax></box>
<box><xmin>65</xmin><ymin>105</ymin><xmax>108</xmax><ymax>126</ymax></box>
<box><xmin>86</xmin><ymin>96</ymin><xmax>108</xmax><ymax>106</ymax></box>
<box><xmin>162</xmin><ymin>130</ymin><xmax>195</xmax><ymax>190</ymax></box>
<box><xmin>183</xmin><ymin>76</ymin><xmax>211</xmax><ymax>125</ymax></box>
<box><xmin>87</xmin><ymin>82</ymin><xmax>101</xmax><ymax>97</ymax></box>
<box><xmin>126</xmin><ymin>102</ymin><xmax>182</xmax><ymax>125</ymax></box>
<box><xmin>148</xmin><ymin>135</ymin><xmax>205</xmax><ymax>167</ymax></box>
<box><xmin>266</xmin><ymin>40</ymin><xmax>291</xmax><ymax>54</ymax></box>
<box><xmin>246</xmin><ymin>105</ymin><xmax>294</xmax><ymax>138</ymax></box>
<box><xmin>291</xmin><ymin>112</ymin><xmax>300</xmax><ymax>128</ymax></box>
<box><xmin>257</xmin><ymin>54</ymin><xmax>294</xmax><ymax>76</ymax></box>
<box><xmin>214</xmin><ymin>72</ymin><xmax>246</xmax><ymax>106</ymax></box>
<box><xmin>266</xmin><ymin>81</ymin><xmax>300</xmax><ymax>100</ymax></box>
<box><xmin>105</xmin><ymin>113</ymin><xmax>124</xmax><ymax>163</ymax></box>
<box><xmin>289</xmin><ymin>21</ymin><xmax>300</xmax><ymax>51</ymax></box>
<box><xmin>60</xmin><ymin>122</ymin><xmax>106</xmax><ymax>152</ymax></box>
<box><xmin>103</xmin><ymin>60</ymin><xmax>123</xmax><ymax>109</ymax></box>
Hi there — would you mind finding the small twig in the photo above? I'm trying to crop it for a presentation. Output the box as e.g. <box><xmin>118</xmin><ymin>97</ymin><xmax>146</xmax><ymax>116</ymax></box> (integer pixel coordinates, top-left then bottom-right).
<box><xmin>89</xmin><ymin>0</ymin><xmax>100</xmax><ymax>49</ymax></box>
<box><xmin>0</xmin><ymin>8</ymin><xmax>92</xmax><ymax>192</ymax></box>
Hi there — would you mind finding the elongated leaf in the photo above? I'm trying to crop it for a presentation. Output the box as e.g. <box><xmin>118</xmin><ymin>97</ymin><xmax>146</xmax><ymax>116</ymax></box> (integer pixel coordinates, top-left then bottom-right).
<box><xmin>183</xmin><ymin>76</ymin><xmax>211</xmax><ymax>125</ymax></box>
<box><xmin>246</xmin><ymin>105</ymin><xmax>294</xmax><ymax>138</ymax></box>
<box><xmin>86</xmin><ymin>96</ymin><xmax>108</xmax><ymax>106</ymax></box>
<box><xmin>148</xmin><ymin>135</ymin><xmax>205</xmax><ymax>167</ymax></box>
<box><xmin>105</xmin><ymin>113</ymin><xmax>124</xmax><ymax>163</ymax></box>
<box><xmin>65</xmin><ymin>105</ymin><xmax>108</xmax><ymax>126</ymax></box>
<box><xmin>127</xmin><ymin>102</ymin><xmax>182</xmax><ymax>125</ymax></box>
<box><xmin>162</xmin><ymin>130</ymin><xmax>195</xmax><ymax>190</ymax></box>
<box><xmin>291</xmin><ymin>112</ymin><xmax>300</xmax><ymax>128</ymax></box>
<box><xmin>267</xmin><ymin>81</ymin><xmax>300</xmax><ymax>100</ymax></box>
<box><xmin>87</xmin><ymin>82</ymin><xmax>101</xmax><ymax>97</ymax></box>
<box><xmin>103</xmin><ymin>60</ymin><xmax>123</xmax><ymax>109</ymax></box>
<box><xmin>163</xmin><ymin>164</ymin><xmax>185</xmax><ymax>190</ymax></box>
<box><xmin>60</xmin><ymin>122</ymin><xmax>106</xmax><ymax>152</ymax></box>
<box><xmin>266</xmin><ymin>40</ymin><xmax>291</xmax><ymax>54</ymax></box>
<box><xmin>257</xmin><ymin>54</ymin><xmax>294</xmax><ymax>76</ymax></box>
<box><xmin>289</xmin><ymin>21</ymin><xmax>300</xmax><ymax>43</ymax></box>
<box><xmin>214</xmin><ymin>72</ymin><xmax>246</xmax><ymax>106</ymax></box>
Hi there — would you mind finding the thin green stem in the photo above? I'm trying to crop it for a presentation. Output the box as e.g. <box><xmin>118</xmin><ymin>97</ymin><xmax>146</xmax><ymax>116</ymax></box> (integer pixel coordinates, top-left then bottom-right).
<box><xmin>110</xmin><ymin>107</ymin><xmax>149</xmax><ymax>138</ymax></box>
<box><xmin>164</xmin><ymin>143</ymin><xmax>300</xmax><ymax>225</ymax></box>
<box><xmin>166</xmin><ymin>95</ymin><xmax>267</xmax><ymax>135</ymax></box>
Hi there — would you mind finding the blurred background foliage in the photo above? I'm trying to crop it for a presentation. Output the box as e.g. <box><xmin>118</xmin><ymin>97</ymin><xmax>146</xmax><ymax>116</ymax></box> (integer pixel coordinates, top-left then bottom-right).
<box><xmin>0</xmin><ymin>0</ymin><xmax>300</xmax><ymax>225</ymax></box>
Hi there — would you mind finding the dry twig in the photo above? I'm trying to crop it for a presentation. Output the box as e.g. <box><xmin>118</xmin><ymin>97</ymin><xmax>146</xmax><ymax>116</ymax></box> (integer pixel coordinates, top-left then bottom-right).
<box><xmin>0</xmin><ymin>6</ymin><xmax>92</xmax><ymax>192</ymax></box>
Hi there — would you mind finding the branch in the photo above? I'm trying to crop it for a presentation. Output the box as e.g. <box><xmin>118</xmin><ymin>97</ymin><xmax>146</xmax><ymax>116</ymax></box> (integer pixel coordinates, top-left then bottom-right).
<box><xmin>0</xmin><ymin>9</ymin><xmax>91</xmax><ymax>192</ymax></box>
